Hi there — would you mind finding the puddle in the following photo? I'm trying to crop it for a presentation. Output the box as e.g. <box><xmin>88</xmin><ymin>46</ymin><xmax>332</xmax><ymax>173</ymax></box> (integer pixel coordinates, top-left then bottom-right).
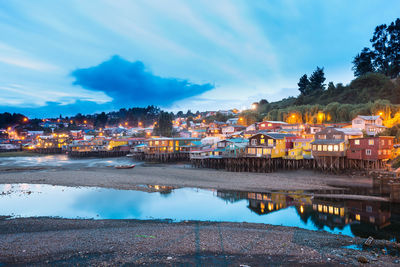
<box><xmin>343</xmin><ymin>244</ymin><xmax>362</xmax><ymax>250</ymax></box>
<box><xmin>1</xmin><ymin>184</ymin><xmax>400</xmax><ymax>241</ymax></box>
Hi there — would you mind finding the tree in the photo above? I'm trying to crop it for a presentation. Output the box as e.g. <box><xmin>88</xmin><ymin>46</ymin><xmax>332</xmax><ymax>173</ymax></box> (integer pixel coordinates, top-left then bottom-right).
<box><xmin>308</xmin><ymin>67</ymin><xmax>326</xmax><ymax>93</ymax></box>
<box><xmin>352</xmin><ymin>48</ymin><xmax>375</xmax><ymax>77</ymax></box>
<box><xmin>153</xmin><ymin>111</ymin><xmax>173</xmax><ymax>137</ymax></box>
<box><xmin>95</xmin><ymin>112</ymin><xmax>108</xmax><ymax>128</ymax></box>
<box><xmin>298</xmin><ymin>74</ymin><xmax>309</xmax><ymax>95</ymax></box>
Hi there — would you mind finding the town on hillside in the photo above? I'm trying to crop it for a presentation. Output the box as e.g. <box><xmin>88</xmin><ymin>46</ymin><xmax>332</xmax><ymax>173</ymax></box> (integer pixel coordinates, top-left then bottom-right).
<box><xmin>1</xmin><ymin>109</ymin><xmax>398</xmax><ymax>176</ymax></box>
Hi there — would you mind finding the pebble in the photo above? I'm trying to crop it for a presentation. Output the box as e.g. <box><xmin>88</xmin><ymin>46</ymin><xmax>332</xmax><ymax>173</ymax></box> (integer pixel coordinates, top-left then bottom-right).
<box><xmin>357</xmin><ymin>255</ymin><xmax>369</xmax><ymax>264</ymax></box>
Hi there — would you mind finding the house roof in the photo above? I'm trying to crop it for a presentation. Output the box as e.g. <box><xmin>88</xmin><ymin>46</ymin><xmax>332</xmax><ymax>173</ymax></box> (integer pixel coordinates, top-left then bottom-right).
<box><xmin>311</xmin><ymin>139</ymin><xmax>344</xmax><ymax>145</ymax></box>
<box><xmin>356</xmin><ymin>115</ymin><xmax>381</xmax><ymax>120</ymax></box>
<box><xmin>334</xmin><ymin>128</ymin><xmax>363</xmax><ymax>135</ymax></box>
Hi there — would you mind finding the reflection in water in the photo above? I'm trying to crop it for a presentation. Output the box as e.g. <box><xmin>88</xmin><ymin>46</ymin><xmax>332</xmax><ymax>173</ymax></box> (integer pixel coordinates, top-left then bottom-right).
<box><xmin>0</xmin><ymin>155</ymin><xmax>138</xmax><ymax>169</ymax></box>
<box><xmin>1</xmin><ymin>184</ymin><xmax>400</xmax><ymax>241</ymax></box>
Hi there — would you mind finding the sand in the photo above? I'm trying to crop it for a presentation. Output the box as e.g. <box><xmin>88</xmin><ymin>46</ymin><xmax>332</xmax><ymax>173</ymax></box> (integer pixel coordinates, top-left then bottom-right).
<box><xmin>0</xmin><ymin>164</ymin><xmax>372</xmax><ymax>193</ymax></box>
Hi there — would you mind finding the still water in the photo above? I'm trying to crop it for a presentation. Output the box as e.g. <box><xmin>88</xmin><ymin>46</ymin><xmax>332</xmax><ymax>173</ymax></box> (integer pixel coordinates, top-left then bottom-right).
<box><xmin>0</xmin><ymin>155</ymin><xmax>136</xmax><ymax>169</ymax></box>
<box><xmin>1</xmin><ymin>184</ymin><xmax>400</xmax><ymax>241</ymax></box>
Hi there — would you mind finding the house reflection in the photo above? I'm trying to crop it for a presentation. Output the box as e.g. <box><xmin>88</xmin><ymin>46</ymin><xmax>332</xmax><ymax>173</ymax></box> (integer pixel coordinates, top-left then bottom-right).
<box><xmin>217</xmin><ymin>189</ymin><xmax>400</xmax><ymax>241</ymax></box>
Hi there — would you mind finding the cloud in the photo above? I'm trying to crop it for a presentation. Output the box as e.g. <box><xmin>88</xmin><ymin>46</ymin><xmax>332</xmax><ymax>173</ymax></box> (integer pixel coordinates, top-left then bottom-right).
<box><xmin>71</xmin><ymin>55</ymin><xmax>214</xmax><ymax>107</ymax></box>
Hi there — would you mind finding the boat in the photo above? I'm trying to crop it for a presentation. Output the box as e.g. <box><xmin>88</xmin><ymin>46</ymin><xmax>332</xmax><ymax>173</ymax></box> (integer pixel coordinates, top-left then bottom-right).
<box><xmin>114</xmin><ymin>164</ymin><xmax>136</xmax><ymax>169</ymax></box>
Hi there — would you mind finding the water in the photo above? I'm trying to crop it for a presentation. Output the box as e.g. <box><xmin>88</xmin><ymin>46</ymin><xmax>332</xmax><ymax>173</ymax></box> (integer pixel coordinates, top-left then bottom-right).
<box><xmin>1</xmin><ymin>184</ymin><xmax>400</xmax><ymax>241</ymax></box>
<box><xmin>0</xmin><ymin>155</ymin><xmax>136</xmax><ymax>169</ymax></box>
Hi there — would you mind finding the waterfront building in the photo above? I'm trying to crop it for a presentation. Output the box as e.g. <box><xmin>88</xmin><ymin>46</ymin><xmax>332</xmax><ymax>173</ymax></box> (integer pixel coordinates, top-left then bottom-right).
<box><xmin>352</xmin><ymin>115</ymin><xmax>386</xmax><ymax>136</ymax></box>
<box><xmin>347</xmin><ymin>136</ymin><xmax>394</xmax><ymax>161</ymax></box>
<box><xmin>246</xmin><ymin>132</ymin><xmax>294</xmax><ymax>158</ymax></box>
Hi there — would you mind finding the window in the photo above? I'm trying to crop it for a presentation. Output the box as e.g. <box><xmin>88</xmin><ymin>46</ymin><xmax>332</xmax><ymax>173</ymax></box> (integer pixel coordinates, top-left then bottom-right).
<box><xmin>328</xmin><ymin>145</ymin><xmax>333</xmax><ymax>151</ymax></box>
<box><xmin>381</xmin><ymin>139</ymin><xmax>385</xmax><ymax>145</ymax></box>
<box><xmin>334</xmin><ymin>145</ymin><xmax>339</xmax><ymax>151</ymax></box>
<box><xmin>366</xmin><ymin>149</ymin><xmax>371</xmax><ymax>155</ymax></box>
<box><xmin>355</xmin><ymin>214</ymin><xmax>361</xmax><ymax>221</ymax></box>
<box><xmin>368</xmin><ymin>139</ymin><xmax>374</xmax><ymax>145</ymax></box>
<box><xmin>263</xmin><ymin>148</ymin><xmax>268</xmax><ymax>155</ymax></box>
<box><xmin>268</xmin><ymin>123</ymin><xmax>272</xmax><ymax>127</ymax></box>
<box><xmin>333</xmin><ymin>135</ymin><xmax>342</xmax><ymax>140</ymax></box>
<box><xmin>366</xmin><ymin>205</ymin><xmax>372</xmax><ymax>213</ymax></box>
<box><xmin>318</xmin><ymin>145</ymin><xmax>322</xmax><ymax>151</ymax></box>
<box><xmin>323</xmin><ymin>145</ymin><xmax>327</xmax><ymax>151</ymax></box>
<box><xmin>260</xmin><ymin>139</ymin><xmax>265</xmax><ymax>144</ymax></box>
<box><xmin>389</xmin><ymin>140</ymin><xmax>392</xmax><ymax>145</ymax></box>
<box><xmin>251</xmin><ymin>139</ymin><xmax>257</xmax><ymax>146</ymax></box>
<box><xmin>383</xmin><ymin>150</ymin><xmax>386</xmax><ymax>155</ymax></box>
<box><xmin>319</xmin><ymin>134</ymin><xmax>326</xmax><ymax>139</ymax></box>
<box><xmin>378</xmin><ymin>150</ymin><xmax>381</xmax><ymax>155</ymax></box>
<box><xmin>340</xmin><ymin>143</ymin><xmax>344</xmax><ymax>151</ymax></box>
<box><xmin>268</xmin><ymin>139</ymin><xmax>274</xmax><ymax>146</ymax></box>
<box><xmin>355</xmin><ymin>140</ymin><xmax>360</xmax><ymax>145</ymax></box>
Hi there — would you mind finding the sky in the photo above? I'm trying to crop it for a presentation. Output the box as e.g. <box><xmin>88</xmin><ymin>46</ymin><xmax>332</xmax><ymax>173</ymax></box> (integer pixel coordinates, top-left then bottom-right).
<box><xmin>0</xmin><ymin>0</ymin><xmax>400</xmax><ymax>118</ymax></box>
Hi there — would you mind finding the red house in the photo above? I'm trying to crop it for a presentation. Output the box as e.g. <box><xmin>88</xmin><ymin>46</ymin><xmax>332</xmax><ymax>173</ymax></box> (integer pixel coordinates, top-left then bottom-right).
<box><xmin>258</xmin><ymin>121</ymin><xmax>287</xmax><ymax>131</ymax></box>
<box><xmin>347</xmin><ymin>136</ymin><xmax>394</xmax><ymax>161</ymax></box>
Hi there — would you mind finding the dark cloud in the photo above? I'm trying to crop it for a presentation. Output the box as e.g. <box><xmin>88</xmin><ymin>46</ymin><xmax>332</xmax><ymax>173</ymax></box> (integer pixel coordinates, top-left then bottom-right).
<box><xmin>71</xmin><ymin>55</ymin><xmax>214</xmax><ymax>107</ymax></box>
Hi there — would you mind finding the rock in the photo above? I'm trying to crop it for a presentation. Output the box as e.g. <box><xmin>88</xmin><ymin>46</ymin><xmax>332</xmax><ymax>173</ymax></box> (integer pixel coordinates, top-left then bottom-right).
<box><xmin>357</xmin><ymin>256</ymin><xmax>369</xmax><ymax>264</ymax></box>
<box><xmin>364</xmin><ymin>236</ymin><xmax>374</xmax><ymax>247</ymax></box>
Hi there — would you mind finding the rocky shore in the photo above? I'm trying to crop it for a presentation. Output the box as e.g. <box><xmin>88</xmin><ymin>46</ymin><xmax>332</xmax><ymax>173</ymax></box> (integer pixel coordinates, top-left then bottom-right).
<box><xmin>0</xmin><ymin>217</ymin><xmax>399</xmax><ymax>266</ymax></box>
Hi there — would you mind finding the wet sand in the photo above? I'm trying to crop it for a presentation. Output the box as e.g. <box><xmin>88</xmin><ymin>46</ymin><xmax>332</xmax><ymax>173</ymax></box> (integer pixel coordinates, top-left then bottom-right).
<box><xmin>0</xmin><ymin>217</ymin><xmax>399</xmax><ymax>266</ymax></box>
<box><xmin>0</xmin><ymin>164</ymin><xmax>372</xmax><ymax>193</ymax></box>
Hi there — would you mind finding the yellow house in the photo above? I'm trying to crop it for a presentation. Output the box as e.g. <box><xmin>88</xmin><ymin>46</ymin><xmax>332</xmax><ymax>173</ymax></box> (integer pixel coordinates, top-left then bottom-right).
<box><xmin>246</xmin><ymin>133</ymin><xmax>292</xmax><ymax>158</ymax></box>
<box><xmin>286</xmin><ymin>138</ymin><xmax>313</xmax><ymax>159</ymax></box>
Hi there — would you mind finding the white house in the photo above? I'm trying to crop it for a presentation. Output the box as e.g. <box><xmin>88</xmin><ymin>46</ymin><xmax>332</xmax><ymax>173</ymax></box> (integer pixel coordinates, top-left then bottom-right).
<box><xmin>351</xmin><ymin>115</ymin><xmax>385</xmax><ymax>136</ymax></box>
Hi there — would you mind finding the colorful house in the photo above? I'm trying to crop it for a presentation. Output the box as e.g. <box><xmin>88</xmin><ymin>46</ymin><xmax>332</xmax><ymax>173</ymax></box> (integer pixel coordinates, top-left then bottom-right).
<box><xmin>286</xmin><ymin>138</ymin><xmax>313</xmax><ymax>159</ymax></box>
<box><xmin>147</xmin><ymin>137</ymin><xmax>200</xmax><ymax>154</ymax></box>
<box><xmin>347</xmin><ymin>136</ymin><xmax>394</xmax><ymax>161</ymax></box>
<box><xmin>352</xmin><ymin>115</ymin><xmax>385</xmax><ymax>136</ymax></box>
<box><xmin>246</xmin><ymin>133</ymin><xmax>294</xmax><ymax>158</ymax></box>
<box><xmin>258</xmin><ymin>121</ymin><xmax>287</xmax><ymax>131</ymax></box>
<box><xmin>311</xmin><ymin>127</ymin><xmax>347</xmax><ymax>157</ymax></box>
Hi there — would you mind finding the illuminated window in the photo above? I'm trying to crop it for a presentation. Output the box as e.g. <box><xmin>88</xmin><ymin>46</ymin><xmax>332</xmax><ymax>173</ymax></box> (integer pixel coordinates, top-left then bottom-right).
<box><xmin>355</xmin><ymin>214</ymin><xmax>361</xmax><ymax>221</ymax></box>
<box><xmin>263</xmin><ymin>148</ymin><xmax>268</xmax><ymax>155</ymax></box>
<box><xmin>318</xmin><ymin>145</ymin><xmax>322</xmax><ymax>151</ymax></box>
<box><xmin>323</xmin><ymin>205</ymin><xmax>328</xmax><ymax>213</ymax></box>
<box><xmin>323</xmin><ymin>145</ymin><xmax>327</xmax><ymax>151</ymax></box>
<box><xmin>268</xmin><ymin>139</ymin><xmax>274</xmax><ymax>146</ymax></box>
<box><xmin>369</xmin><ymin>216</ymin><xmax>375</xmax><ymax>223</ymax></box>
<box><xmin>268</xmin><ymin>123</ymin><xmax>272</xmax><ymax>127</ymax></box>
<box><xmin>334</xmin><ymin>207</ymin><xmax>339</xmax><ymax>215</ymax></box>
<box><xmin>381</xmin><ymin>140</ymin><xmax>385</xmax><ymax>145</ymax></box>
<box><xmin>329</xmin><ymin>206</ymin><xmax>334</xmax><ymax>214</ymax></box>
<box><xmin>340</xmin><ymin>143</ymin><xmax>344</xmax><ymax>151</ymax></box>
<box><xmin>257</xmin><ymin>148</ymin><xmax>262</xmax><ymax>155</ymax></box>
<box><xmin>355</xmin><ymin>140</ymin><xmax>360</xmax><ymax>145</ymax></box>
<box><xmin>260</xmin><ymin>139</ymin><xmax>265</xmax><ymax>144</ymax></box>
<box><xmin>313</xmin><ymin>145</ymin><xmax>316</xmax><ymax>150</ymax></box>
<box><xmin>389</xmin><ymin>140</ymin><xmax>392</xmax><ymax>145</ymax></box>
<box><xmin>334</xmin><ymin>145</ymin><xmax>339</xmax><ymax>151</ymax></box>
<box><xmin>328</xmin><ymin>145</ymin><xmax>333</xmax><ymax>151</ymax></box>
<box><xmin>368</xmin><ymin>139</ymin><xmax>374</xmax><ymax>145</ymax></box>
<box><xmin>318</xmin><ymin>205</ymin><xmax>322</xmax><ymax>212</ymax></box>
<box><xmin>319</xmin><ymin>134</ymin><xmax>326</xmax><ymax>139</ymax></box>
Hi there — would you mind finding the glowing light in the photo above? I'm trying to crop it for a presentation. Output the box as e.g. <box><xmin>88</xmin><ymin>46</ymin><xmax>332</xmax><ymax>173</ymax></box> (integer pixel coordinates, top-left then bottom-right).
<box><xmin>300</xmin><ymin>205</ymin><xmax>304</xmax><ymax>214</ymax></box>
<box><xmin>84</xmin><ymin>120</ymin><xmax>87</xmax><ymax>124</ymax></box>
<box><xmin>251</xmin><ymin>103</ymin><xmax>258</xmax><ymax>110</ymax></box>
<box><xmin>23</xmin><ymin>117</ymin><xmax>28</xmax><ymax>122</ymax></box>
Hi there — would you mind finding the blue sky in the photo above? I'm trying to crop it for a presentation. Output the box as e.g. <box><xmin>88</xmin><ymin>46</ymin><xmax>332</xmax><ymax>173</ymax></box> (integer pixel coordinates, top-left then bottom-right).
<box><xmin>0</xmin><ymin>0</ymin><xmax>399</xmax><ymax>117</ymax></box>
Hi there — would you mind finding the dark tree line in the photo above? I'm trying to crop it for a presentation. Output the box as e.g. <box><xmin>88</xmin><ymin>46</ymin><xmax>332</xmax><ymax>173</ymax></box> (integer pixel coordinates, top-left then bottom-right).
<box><xmin>353</xmin><ymin>18</ymin><xmax>400</xmax><ymax>78</ymax></box>
<box><xmin>297</xmin><ymin>67</ymin><xmax>326</xmax><ymax>96</ymax></box>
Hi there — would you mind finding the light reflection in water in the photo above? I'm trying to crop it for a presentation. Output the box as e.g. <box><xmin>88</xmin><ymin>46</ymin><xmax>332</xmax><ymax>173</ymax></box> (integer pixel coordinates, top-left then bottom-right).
<box><xmin>1</xmin><ymin>184</ymin><xmax>400</xmax><ymax>241</ymax></box>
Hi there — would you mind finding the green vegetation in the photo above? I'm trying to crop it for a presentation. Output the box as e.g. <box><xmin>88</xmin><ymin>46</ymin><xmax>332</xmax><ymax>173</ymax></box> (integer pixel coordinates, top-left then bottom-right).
<box><xmin>153</xmin><ymin>111</ymin><xmax>173</xmax><ymax>137</ymax></box>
